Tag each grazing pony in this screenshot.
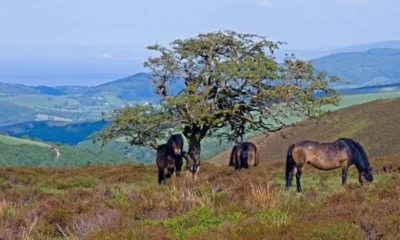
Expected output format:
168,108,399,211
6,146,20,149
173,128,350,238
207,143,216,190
285,138,373,192
156,134,184,184
229,142,260,170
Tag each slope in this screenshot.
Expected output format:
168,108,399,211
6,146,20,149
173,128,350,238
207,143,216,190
209,98,400,165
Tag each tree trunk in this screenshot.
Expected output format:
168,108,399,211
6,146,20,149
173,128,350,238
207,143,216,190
188,133,201,163
183,124,209,178
185,131,202,177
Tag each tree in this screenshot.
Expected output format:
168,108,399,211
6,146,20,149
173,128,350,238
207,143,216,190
98,30,340,174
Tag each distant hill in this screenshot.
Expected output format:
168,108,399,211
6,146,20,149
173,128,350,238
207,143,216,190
3,45,400,125
331,40,400,54
0,120,108,145
209,98,400,165
312,48,400,87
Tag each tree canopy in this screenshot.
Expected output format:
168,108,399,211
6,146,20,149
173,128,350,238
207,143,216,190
99,30,340,167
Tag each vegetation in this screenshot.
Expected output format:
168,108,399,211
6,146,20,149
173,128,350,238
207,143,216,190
0,154,399,239
99,31,339,166
0,135,136,168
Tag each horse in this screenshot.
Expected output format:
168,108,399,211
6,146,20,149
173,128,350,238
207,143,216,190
285,138,373,192
156,134,184,184
229,142,260,170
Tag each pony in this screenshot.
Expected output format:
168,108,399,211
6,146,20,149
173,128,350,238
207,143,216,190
229,142,260,170
156,134,184,184
285,138,373,192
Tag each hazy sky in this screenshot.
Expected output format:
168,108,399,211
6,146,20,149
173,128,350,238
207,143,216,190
0,0,399,85
1,0,398,49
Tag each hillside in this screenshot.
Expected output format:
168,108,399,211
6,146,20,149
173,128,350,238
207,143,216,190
331,40,400,54
0,134,49,147
1,99,400,239
0,134,137,167
0,153,399,239
312,48,400,87
0,120,107,145
210,98,400,165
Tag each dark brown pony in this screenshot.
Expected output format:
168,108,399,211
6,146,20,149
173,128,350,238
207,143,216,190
156,134,184,184
285,138,373,192
229,142,260,170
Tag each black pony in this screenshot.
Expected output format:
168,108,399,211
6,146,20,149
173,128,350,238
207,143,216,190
229,142,259,170
156,134,184,184
285,138,373,192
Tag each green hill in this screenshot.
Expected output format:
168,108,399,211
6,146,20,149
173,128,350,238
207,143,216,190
0,134,137,167
312,48,400,87
0,134,49,147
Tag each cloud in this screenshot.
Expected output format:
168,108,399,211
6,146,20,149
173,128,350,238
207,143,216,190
100,53,112,59
259,0,273,7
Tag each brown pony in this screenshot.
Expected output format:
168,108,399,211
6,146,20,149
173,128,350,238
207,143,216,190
156,134,184,184
285,138,373,192
229,142,260,170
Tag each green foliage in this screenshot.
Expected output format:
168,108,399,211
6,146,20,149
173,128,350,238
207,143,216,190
100,30,340,163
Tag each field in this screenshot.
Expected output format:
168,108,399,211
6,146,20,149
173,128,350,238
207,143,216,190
0,155,399,239
0,98,400,239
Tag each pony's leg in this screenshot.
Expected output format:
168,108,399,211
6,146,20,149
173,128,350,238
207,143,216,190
158,168,165,184
166,168,173,179
295,167,303,192
342,167,348,186
285,162,296,190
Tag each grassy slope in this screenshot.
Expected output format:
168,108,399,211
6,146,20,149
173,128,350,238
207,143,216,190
209,98,400,165
0,134,49,147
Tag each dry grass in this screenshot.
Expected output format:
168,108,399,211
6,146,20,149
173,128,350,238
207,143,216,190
0,155,399,240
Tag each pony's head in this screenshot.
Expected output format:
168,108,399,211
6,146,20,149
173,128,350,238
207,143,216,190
168,134,184,156
359,168,373,185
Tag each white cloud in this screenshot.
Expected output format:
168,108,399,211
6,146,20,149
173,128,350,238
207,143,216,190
100,53,112,59
259,0,273,7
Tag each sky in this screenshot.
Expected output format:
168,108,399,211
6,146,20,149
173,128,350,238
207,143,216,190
0,0,399,85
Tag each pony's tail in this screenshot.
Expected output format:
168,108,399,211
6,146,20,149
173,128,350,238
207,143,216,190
340,138,373,182
285,144,296,189
229,145,237,167
255,149,260,166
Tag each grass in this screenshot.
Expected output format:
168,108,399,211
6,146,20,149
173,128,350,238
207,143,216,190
210,97,400,164
0,134,48,147
0,154,399,239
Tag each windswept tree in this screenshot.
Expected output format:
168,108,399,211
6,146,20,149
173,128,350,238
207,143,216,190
99,30,339,173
